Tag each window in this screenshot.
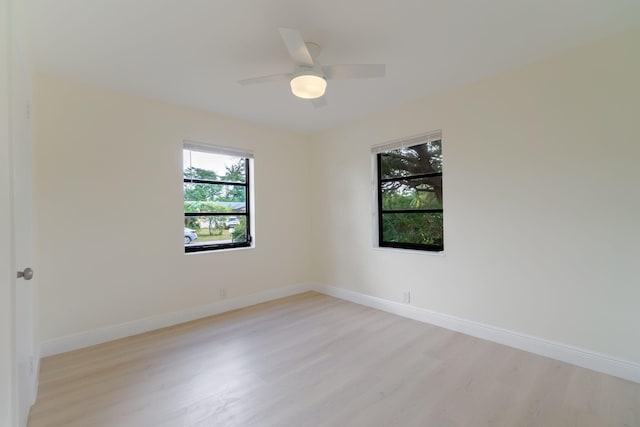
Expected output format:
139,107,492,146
374,132,443,251
183,141,253,252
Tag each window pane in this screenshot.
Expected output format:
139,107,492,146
183,183,246,213
380,140,442,179
230,216,248,243
381,212,443,248
184,215,248,246
381,176,443,210
183,150,246,183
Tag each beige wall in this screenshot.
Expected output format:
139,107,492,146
34,75,312,341
34,28,640,365
310,28,640,362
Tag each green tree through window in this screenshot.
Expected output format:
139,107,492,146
376,136,443,251
183,143,252,252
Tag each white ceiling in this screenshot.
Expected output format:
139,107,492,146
23,0,640,133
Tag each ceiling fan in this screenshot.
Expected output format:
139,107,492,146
238,27,386,106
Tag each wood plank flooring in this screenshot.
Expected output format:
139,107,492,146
28,292,640,427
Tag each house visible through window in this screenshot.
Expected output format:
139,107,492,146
375,132,443,251
183,141,252,252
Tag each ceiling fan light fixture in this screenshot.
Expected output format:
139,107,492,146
290,74,326,99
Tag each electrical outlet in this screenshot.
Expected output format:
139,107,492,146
402,290,411,304
29,356,34,375
220,288,227,299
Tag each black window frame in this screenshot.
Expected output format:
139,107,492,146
376,138,444,252
183,148,252,253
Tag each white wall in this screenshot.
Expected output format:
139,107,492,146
34,75,312,343
310,28,640,363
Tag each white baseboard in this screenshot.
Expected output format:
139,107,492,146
40,283,313,357
313,284,640,384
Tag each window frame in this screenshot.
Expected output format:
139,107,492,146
183,141,253,253
374,132,444,252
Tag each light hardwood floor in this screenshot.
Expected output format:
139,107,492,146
28,292,640,427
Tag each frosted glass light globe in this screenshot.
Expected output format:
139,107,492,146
290,75,327,99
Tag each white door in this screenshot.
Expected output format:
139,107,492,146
1,1,16,425
10,3,37,425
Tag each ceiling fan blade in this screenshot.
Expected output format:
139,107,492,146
278,27,314,67
323,64,386,80
311,96,327,108
237,73,292,85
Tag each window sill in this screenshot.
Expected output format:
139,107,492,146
372,246,445,256
184,245,255,255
